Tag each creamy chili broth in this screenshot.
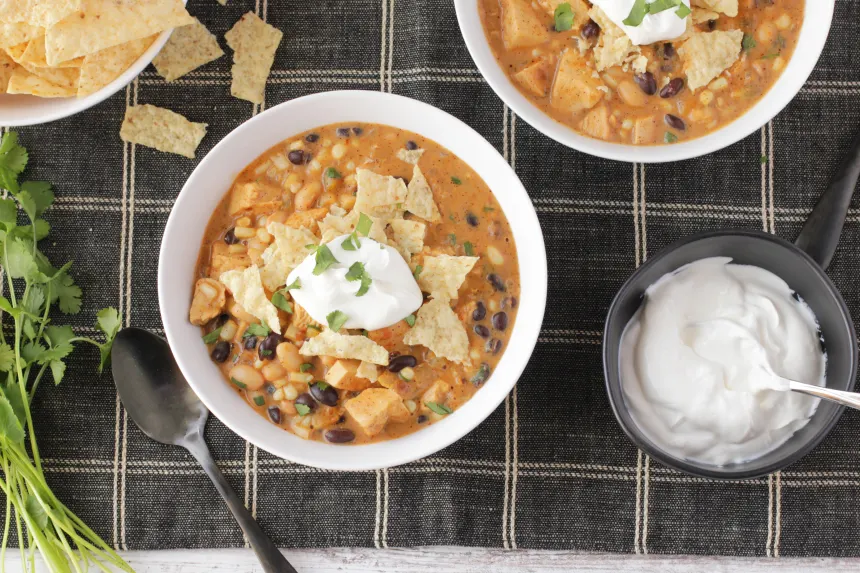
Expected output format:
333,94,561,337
190,123,520,445
479,0,804,145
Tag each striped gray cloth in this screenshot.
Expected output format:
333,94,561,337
5,0,860,557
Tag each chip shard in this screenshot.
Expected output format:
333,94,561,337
354,169,408,220
678,29,743,91
299,329,390,366
120,104,207,159
219,265,281,334
403,298,470,364
417,254,479,300
404,165,441,223
225,12,283,104
153,17,223,82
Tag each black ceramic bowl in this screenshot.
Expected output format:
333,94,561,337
603,230,858,480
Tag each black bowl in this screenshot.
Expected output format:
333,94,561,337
603,230,857,479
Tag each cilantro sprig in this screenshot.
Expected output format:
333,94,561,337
623,0,690,26
0,132,129,573
345,261,372,297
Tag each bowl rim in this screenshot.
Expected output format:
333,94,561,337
454,0,835,163
602,229,858,480
158,90,548,470
0,19,179,127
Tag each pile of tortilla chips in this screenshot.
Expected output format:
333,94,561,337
0,0,193,98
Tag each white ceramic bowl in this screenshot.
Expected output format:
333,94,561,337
159,90,548,470
455,0,834,163
0,23,180,127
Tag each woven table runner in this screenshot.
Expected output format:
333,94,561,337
5,0,860,557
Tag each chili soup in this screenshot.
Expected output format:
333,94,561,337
478,0,804,145
189,123,520,445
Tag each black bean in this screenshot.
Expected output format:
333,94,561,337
266,384,276,394
659,77,684,98
388,355,417,373
214,313,230,327
487,273,506,292
258,333,283,360
486,338,503,355
305,133,320,143
663,43,675,58
244,336,258,350
295,393,318,413
471,363,491,387
405,140,418,150
324,428,355,443
581,20,600,39
337,415,347,424
336,127,351,138
665,114,687,131
492,312,508,331
288,150,307,165
466,212,479,227
311,382,339,407
472,301,487,321
501,296,518,309
224,229,238,244
211,341,231,363
634,72,657,96
352,127,363,136
707,19,717,31
417,415,429,424
267,406,282,424
474,325,490,339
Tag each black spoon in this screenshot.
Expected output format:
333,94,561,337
111,328,299,573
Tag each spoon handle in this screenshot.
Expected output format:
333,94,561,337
794,128,860,270
183,431,299,573
789,380,860,410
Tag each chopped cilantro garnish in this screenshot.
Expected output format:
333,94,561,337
202,327,222,344
271,290,293,313
425,402,453,415
483,206,495,213
405,314,416,327
464,242,475,256
742,33,757,52
413,264,423,280
448,233,457,246
664,132,679,144
451,176,462,185
285,278,301,291
312,244,339,275
253,396,266,407
624,0,689,26
327,310,349,331
553,2,574,32
231,377,247,389
324,167,341,179
300,363,314,372
295,403,311,416
244,323,270,338
356,212,373,236
341,232,361,251
345,261,372,296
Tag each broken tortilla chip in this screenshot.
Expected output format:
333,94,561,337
120,104,208,159
77,35,157,97
259,222,319,291
219,266,281,334
45,0,193,66
0,22,42,50
404,165,441,222
403,298,470,364
152,17,223,82
300,329,390,366
5,41,29,63
417,255,479,300
19,35,83,67
6,68,75,97
19,62,79,89
396,147,424,165
225,12,282,104
0,52,17,92
388,218,426,261
354,169,408,219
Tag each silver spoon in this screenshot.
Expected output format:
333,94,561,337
780,378,860,410
111,327,299,573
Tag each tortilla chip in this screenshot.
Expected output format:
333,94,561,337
30,0,82,28
396,148,424,165
152,18,223,82
77,35,157,97
0,22,42,50
259,222,318,291
404,165,441,222
388,218,425,261
589,6,639,72
403,299,470,364
219,266,281,334
300,329,390,366
418,255,479,300
19,62,79,89
356,361,379,382
225,12,282,104
0,51,17,92
692,0,737,17
318,210,388,244
5,41,28,63
354,169,407,219
19,35,83,67
691,8,720,24
6,68,75,97
119,104,208,159
678,29,743,91
45,0,193,65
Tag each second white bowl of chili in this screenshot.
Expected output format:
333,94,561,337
159,90,547,470
455,0,833,162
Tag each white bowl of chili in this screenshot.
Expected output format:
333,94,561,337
159,90,548,470
455,0,833,162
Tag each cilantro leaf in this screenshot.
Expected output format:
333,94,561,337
326,310,349,332
404,314,416,327
324,167,341,179
742,33,756,52
49,360,66,385
21,342,46,364
244,323,270,338
312,244,339,275
33,219,49,241
345,262,372,297
340,232,360,251
425,402,453,415
553,2,574,32
0,199,17,230
0,132,27,193
96,307,121,372
25,495,49,530
356,213,373,237
0,343,14,372
295,403,311,416
20,181,54,217
202,328,222,344
285,278,301,291
0,393,24,443
271,291,293,313
46,325,75,348
53,272,82,314
6,238,37,280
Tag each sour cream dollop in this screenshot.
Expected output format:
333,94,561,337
620,257,826,466
591,0,690,46
287,235,422,331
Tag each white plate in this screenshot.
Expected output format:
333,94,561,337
454,0,834,163
158,90,548,470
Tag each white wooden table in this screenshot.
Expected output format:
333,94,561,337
7,547,857,572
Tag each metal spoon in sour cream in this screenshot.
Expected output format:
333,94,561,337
619,257,827,467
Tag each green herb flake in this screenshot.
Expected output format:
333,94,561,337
307,324,322,332
761,52,780,60
623,0,648,26
285,278,301,291
295,403,311,416
341,232,361,251
231,377,248,389
327,310,349,332
464,241,475,256
202,327,222,344
313,244,339,275
260,349,273,357
300,363,314,372
675,3,691,18
742,33,756,52
553,2,574,32
624,0,689,26
448,233,457,246
253,396,266,407
325,167,342,179
345,261,372,296
664,131,679,144
425,402,453,415
451,176,462,185
314,381,330,390
405,314,416,327
271,291,293,313
244,323,270,338
413,264,423,280
356,212,373,236
483,206,495,213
